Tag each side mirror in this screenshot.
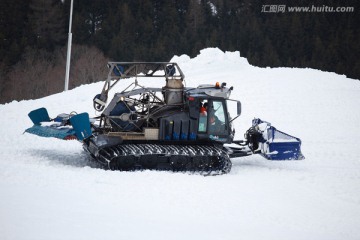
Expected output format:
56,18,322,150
237,101,241,116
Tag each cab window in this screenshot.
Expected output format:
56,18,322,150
208,101,226,134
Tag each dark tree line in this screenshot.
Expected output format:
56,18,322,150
1,0,359,103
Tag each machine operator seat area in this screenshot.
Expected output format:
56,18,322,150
198,99,226,134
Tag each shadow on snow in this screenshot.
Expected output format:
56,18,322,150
27,148,105,170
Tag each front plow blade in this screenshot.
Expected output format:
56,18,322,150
251,119,304,160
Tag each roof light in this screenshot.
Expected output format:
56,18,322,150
215,82,220,89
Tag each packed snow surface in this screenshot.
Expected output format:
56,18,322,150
1,48,360,240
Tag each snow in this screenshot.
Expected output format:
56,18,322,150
1,47,360,239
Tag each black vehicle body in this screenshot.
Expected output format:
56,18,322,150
25,62,304,175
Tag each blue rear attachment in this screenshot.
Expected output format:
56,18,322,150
28,108,50,125
25,111,92,141
25,125,76,139
253,118,304,160
26,108,76,139
69,113,92,140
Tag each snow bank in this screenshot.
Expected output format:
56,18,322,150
1,48,360,240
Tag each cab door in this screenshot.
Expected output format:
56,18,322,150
197,99,230,142
207,100,228,135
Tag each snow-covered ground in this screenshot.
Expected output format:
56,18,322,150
1,48,360,240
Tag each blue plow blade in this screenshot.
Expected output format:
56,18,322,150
253,118,304,160
25,108,92,140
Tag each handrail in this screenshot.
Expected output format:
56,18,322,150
107,62,184,80
94,62,185,112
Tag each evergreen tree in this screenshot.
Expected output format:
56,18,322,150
0,0,31,66
28,0,66,51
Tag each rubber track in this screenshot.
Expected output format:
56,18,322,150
94,144,232,175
